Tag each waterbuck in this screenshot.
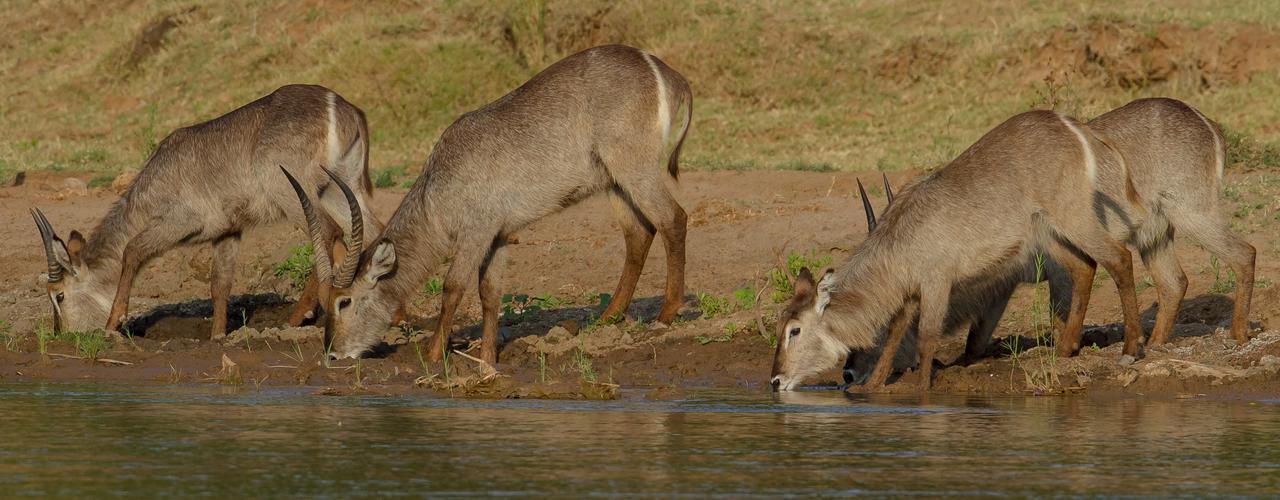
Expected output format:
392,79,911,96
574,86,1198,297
290,45,692,362
841,98,1252,387
770,110,1148,391
30,84,381,339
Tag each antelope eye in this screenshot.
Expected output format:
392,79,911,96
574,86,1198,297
336,297,352,310
789,327,801,337
55,292,65,303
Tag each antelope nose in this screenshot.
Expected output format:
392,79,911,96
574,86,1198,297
770,377,782,391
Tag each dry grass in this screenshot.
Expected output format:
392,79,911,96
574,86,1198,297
3,0,1280,183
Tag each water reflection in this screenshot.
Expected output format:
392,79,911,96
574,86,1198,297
0,384,1276,496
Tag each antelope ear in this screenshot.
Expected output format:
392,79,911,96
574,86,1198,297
793,267,815,298
815,268,837,314
368,240,396,282
67,230,86,267
51,238,76,276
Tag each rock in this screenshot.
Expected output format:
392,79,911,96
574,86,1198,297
1117,354,1137,366
62,177,88,195
1116,369,1139,387
545,326,573,344
111,169,139,194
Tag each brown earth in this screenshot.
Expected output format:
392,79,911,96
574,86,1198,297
1020,19,1280,90
2,169,1279,400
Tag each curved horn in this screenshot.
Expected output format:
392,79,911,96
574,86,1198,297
279,167,334,285
882,172,894,205
857,179,876,233
322,166,364,288
30,208,63,282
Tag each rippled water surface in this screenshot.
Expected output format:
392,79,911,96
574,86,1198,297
0,384,1277,496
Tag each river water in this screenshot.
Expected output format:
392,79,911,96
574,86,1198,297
0,384,1276,496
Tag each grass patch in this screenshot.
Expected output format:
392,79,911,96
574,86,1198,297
87,174,115,189
9,2,1280,178
272,244,314,290
768,250,833,302
0,320,19,352
501,293,568,323
422,277,443,295
72,329,111,360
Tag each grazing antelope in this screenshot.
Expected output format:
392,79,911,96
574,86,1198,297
771,110,1148,391
30,84,381,339
841,98,1252,386
291,45,692,363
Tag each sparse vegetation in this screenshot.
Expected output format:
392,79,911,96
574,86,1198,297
72,329,112,360
272,244,314,290
1209,256,1238,294
574,340,596,383
769,251,833,302
0,320,19,351
501,293,567,323
422,278,444,295
87,174,115,189
7,2,1280,179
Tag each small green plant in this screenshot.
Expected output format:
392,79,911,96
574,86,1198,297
768,250,832,302
422,277,443,295
696,292,733,320
272,243,314,290
574,340,596,383
72,329,111,360
1209,256,1237,294
696,322,737,345
372,169,395,188
87,174,114,189
35,322,61,356
0,320,20,351
1135,276,1154,293
732,285,757,310
1020,253,1059,392
372,165,409,188
538,349,547,383
500,293,566,323
138,103,160,159
441,347,451,384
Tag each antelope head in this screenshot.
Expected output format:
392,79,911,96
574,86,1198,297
770,267,843,391
280,166,396,359
772,175,893,391
30,208,105,332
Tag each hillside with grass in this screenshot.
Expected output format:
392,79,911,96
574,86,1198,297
3,0,1280,184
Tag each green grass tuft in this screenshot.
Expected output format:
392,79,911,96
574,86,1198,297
272,244,314,291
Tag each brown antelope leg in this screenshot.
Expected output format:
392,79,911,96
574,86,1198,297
599,190,656,323
961,295,1011,365
209,233,241,339
476,242,508,364
288,210,344,326
426,284,464,363
914,283,951,390
287,276,322,326
390,304,408,325
1196,222,1256,344
1048,246,1097,358
105,229,174,332
861,301,916,389
1141,246,1187,347
1096,246,1143,357
426,237,488,362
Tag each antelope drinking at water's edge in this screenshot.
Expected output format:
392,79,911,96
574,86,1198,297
290,45,693,363
31,84,381,339
771,110,1149,391
839,98,1254,388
